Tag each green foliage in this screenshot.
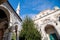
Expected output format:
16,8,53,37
11,32,16,40
19,16,41,40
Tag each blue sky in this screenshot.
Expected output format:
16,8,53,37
8,0,60,19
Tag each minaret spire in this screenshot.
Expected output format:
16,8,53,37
16,2,20,15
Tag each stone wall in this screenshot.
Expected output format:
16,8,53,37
34,7,60,40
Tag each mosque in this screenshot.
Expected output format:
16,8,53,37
0,0,60,40
34,6,60,40
0,0,22,40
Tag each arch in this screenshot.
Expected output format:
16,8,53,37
0,6,10,21
45,25,56,34
45,24,58,40
15,25,18,31
0,6,10,40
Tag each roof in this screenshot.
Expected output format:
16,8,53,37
7,1,22,21
34,9,60,21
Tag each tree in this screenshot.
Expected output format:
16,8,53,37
11,32,16,40
19,16,41,40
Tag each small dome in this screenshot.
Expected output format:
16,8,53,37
54,6,59,10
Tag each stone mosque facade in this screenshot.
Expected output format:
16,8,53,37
34,6,60,40
1,0,60,40
0,1,22,40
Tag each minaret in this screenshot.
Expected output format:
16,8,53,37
16,2,20,15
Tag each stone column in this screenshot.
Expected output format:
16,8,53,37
3,27,12,40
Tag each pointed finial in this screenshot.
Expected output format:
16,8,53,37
16,2,20,15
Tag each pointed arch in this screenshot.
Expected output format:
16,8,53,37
45,24,59,40
0,6,10,40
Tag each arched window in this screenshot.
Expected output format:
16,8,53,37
45,25,58,40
